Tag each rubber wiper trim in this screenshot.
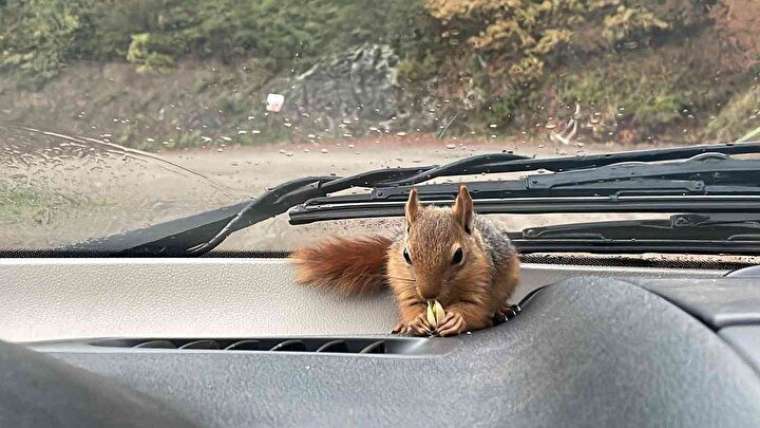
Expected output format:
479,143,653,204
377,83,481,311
509,213,760,254
520,213,760,241
513,239,760,255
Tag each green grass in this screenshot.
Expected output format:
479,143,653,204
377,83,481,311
0,184,49,224
706,84,760,142
0,182,109,225
558,66,683,131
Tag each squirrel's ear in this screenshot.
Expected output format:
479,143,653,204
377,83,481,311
405,188,421,226
453,185,474,233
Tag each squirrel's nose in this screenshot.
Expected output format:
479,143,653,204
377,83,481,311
417,287,437,300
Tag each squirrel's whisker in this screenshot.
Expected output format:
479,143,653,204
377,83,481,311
387,276,415,282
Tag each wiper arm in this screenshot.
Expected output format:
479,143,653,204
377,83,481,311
64,176,336,256
386,141,760,185
513,213,760,255
54,141,760,257
527,152,751,189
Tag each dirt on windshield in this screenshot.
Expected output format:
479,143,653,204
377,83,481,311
1,130,662,252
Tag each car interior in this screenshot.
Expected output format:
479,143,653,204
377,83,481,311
2,252,760,426
3,0,760,426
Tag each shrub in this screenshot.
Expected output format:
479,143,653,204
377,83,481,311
0,0,93,87
125,33,175,73
423,0,696,83
0,0,436,85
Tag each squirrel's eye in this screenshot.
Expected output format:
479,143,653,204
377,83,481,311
403,248,413,265
452,248,464,265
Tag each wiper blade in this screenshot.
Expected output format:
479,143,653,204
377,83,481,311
522,213,760,240
290,194,760,224
514,239,760,255
289,152,760,224
56,141,760,257
512,213,760,255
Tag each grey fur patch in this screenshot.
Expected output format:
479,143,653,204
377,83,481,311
474,215,516,267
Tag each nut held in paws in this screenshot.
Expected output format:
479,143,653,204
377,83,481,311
426,300,446,328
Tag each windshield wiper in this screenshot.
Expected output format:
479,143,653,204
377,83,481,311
512,213,760,255
61,176,335,256
49,141,760,257
289,152,760,224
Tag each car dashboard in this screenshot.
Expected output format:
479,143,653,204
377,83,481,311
1,258,760,427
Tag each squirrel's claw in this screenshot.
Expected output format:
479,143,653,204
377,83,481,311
496,303,521,323
392,314,433,336
410,313,434,336
391,322,406,335
436,311,466,336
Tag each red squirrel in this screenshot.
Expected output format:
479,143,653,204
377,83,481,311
290,185,520,336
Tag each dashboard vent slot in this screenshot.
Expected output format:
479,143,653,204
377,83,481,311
359,340,386,354
179,340,220,350
269,339,306,352
133,340,176,349
224,340,260,351
88,337,427,355
315,340,350,353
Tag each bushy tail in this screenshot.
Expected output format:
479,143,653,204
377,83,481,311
290,236,394,296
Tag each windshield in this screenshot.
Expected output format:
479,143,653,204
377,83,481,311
1,0,759,254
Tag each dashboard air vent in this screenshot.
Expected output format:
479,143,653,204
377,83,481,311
88,337,427,355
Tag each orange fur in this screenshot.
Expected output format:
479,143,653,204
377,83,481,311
385,185,521,336
290,236,393,296
290,185,521,336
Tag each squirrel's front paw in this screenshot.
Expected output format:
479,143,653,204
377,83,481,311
436,311,466,336
496,303,521,322
392,313,433,336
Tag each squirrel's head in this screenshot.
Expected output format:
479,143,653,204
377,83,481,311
399,185,489,301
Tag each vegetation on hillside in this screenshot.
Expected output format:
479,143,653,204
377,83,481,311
0,0,423,85
411,0,757,141
1,0,758,149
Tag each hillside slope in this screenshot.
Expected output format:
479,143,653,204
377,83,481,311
0,0,757,150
